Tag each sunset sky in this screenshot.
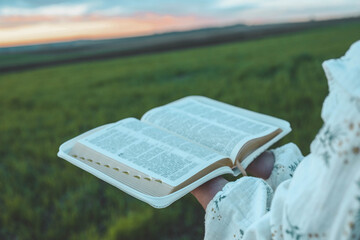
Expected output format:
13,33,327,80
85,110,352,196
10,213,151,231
0,0,359,47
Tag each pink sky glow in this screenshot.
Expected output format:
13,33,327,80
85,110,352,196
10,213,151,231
0,0,359,47
0,14,217,47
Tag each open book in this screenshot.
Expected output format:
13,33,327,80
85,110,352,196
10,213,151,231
58,96,291,208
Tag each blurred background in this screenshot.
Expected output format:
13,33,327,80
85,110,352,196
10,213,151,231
0,0,360,239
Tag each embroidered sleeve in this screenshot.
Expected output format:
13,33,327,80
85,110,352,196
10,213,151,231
266,143,304,191
204,177,273,240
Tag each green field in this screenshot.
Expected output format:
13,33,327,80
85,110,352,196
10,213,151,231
1,22,359,240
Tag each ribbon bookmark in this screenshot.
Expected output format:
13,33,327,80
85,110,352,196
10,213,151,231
235,161,248,176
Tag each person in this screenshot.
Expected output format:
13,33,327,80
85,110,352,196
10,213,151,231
191,40,360,240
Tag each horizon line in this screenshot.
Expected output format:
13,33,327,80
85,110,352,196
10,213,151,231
1,14,359,49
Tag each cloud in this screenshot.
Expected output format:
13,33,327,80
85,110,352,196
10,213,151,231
0,0,88,8
0,3,91,17
216,0,256,9
216,0,356,8
0,0,218,17
0,13,216,47
213,0,360,24
92,6,128,16
0,0,359,47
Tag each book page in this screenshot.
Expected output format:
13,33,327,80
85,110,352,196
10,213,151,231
78,118,228,186
141,98,278,161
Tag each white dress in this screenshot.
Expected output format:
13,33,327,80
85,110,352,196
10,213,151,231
204,40,360,240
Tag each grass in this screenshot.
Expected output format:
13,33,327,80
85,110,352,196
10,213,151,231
0,21,359,240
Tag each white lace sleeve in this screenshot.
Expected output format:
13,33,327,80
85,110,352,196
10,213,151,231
266,143,304,191
204,177,273,240
204,143,303,240
203,41,360,240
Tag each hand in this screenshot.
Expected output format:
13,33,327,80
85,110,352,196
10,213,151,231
191,151,275,210
191,176,228,210
246,151,275,179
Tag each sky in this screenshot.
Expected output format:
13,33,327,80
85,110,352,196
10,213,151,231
0,0,359,47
